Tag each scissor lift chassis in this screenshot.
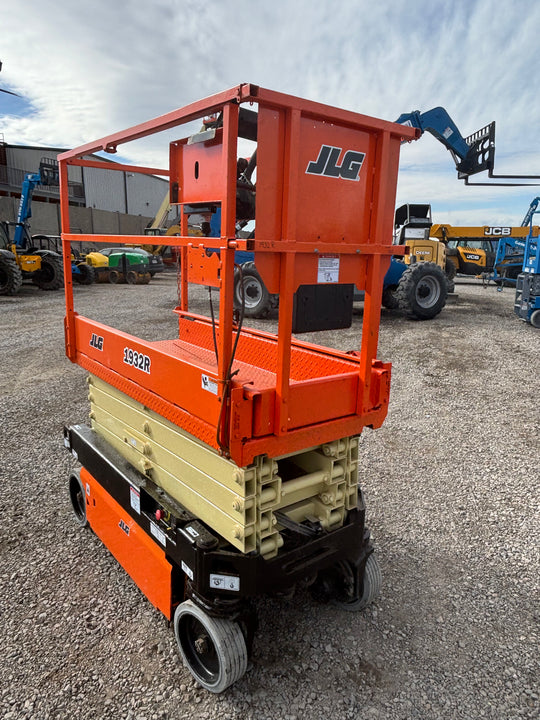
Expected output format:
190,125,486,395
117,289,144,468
59,84,415,691
65,423,370,609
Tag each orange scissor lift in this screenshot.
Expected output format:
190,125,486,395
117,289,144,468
61,84,417,692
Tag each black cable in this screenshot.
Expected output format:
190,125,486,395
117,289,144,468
207,286,219,365
216,263,245,455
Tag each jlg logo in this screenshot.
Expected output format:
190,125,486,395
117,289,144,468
90,333,104,351
306,145,365,181
484,227,511,236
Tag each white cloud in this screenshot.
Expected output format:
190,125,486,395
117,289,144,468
1,0,539,225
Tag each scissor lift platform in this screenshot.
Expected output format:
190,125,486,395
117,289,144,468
60,84,416,692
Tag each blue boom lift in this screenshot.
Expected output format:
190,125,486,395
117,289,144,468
514,201,540,327
1,159,94,293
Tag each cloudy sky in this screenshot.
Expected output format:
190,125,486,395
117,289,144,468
1,0,539,226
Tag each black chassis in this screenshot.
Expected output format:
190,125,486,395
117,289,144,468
64,424,372,619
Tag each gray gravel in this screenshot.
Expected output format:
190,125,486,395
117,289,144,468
1,274,538,720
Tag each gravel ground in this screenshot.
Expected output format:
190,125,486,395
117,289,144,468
1,273,538,720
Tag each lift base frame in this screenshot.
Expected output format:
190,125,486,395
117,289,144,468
65,423,371,623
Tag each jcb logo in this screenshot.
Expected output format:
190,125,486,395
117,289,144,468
484,227,511,236
306,145,365,182
119,519,130,536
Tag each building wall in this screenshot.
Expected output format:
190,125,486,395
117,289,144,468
0,196,152,238
1,145,168,221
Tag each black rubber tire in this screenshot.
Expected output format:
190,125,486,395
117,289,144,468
0,250,23,295
529,309,540,328
74,262,95,285
233,261,278,318
32,250,64,290
382,285,399,310
332,553,382,612
126,270,138,285
108,269,120,284
395,261,447,320
445,257,457,282
68,471,88,528
174,600,248,693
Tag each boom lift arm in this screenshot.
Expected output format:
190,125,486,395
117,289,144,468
13,159,60,247
396,107,482,177
396,108,540,186
521,197,540,227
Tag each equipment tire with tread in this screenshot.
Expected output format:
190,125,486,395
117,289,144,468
396,261,447,319
382,286,400,310
0,250,23,295
74,262,95,285
32,250,64,290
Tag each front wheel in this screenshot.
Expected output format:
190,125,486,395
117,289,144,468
529,309,540,328
233,261,278,318
174,600,248,693
396,261,447,320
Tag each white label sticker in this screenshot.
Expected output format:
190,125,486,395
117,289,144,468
185,525,200,538
181,561,194,581
85,482,90,496
443,126,453,139
130,487,140,514
123,347,151,374
317,255,340,283
150,521,166,546
63,436,70,448
201,374,218,395
210,574,240,592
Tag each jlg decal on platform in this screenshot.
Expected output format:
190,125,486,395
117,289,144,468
89,333,104,351
123,347,151,374
306,145,365,181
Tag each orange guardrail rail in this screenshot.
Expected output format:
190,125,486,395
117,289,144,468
59,83,417,467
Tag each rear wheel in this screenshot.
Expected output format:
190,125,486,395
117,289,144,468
331,553,382,612
126,270,138,284
174,600,248,693
108,269,120,284
0,250,23,295
32,251,64,290
382,285,399,310
74,262,95,285
68,471,88,528
396,262,447,320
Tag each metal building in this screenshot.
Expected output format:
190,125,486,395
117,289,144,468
0,142,168,217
